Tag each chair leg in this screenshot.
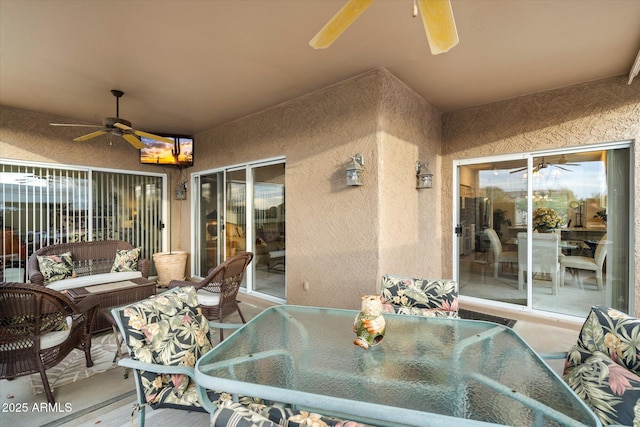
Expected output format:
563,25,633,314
38,363,55,404
84,339,94,368
237,305,246,323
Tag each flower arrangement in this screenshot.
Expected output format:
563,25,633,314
533,207,563,230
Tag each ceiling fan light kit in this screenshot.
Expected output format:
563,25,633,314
50,89,173,149
309,0,458,55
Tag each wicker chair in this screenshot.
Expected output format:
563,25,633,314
0,282,99,404
169,252,253,341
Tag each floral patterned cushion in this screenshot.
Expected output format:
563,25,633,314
259,405,372,427
111,247,141,272
563,305,640,426
37,251,78,284
211,400,279,427
117,287,213,408
564,305,640,375
563,351,640,426
379,274,458,318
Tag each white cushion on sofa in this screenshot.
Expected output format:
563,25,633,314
46,271,142,291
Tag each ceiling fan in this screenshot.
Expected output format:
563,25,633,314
510,155,580,174
309,0,459,55
50,89,173,149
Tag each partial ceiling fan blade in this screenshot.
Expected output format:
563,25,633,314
133,130,174,144
554,165,572,172
73,130,108,142
113,122,174,144
510,167,527,174
417,0,459,55
309,0,375,49
122,133,146,150
51,123,103,128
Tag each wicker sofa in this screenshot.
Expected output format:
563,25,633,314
29,240,150,287
28,240,155,332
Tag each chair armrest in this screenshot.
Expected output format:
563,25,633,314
169,279,201,289
137,258,151,278
539,351,568,360
209,321,244,330
118,358,197,379
73,293,100,314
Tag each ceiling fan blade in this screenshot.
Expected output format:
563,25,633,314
73,130,108,142
510,167,527,174
133,130,174,144
309,0,375,49
113,122,174,144
554,165,572,172
51,123,102,128
417,0,459,55
122,133,146,150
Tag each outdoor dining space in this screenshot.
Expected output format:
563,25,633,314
2,263,638,426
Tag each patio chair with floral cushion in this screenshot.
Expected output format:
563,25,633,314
379,274,459,318
112,286,372,427
561,305,640,426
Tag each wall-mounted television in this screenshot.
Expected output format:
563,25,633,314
140,135,194,167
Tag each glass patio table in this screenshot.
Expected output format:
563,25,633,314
196,305,600,427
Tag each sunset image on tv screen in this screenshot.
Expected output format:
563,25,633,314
140,136,193,166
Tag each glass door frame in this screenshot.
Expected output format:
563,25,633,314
453,141,634,319
191,156,286,304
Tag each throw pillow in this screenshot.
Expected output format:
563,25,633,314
37,252,77,284
111,247,141,272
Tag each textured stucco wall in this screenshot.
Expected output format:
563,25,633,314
442,76,640,316
377,70,443,278
190,69,443,308
192,70,383,308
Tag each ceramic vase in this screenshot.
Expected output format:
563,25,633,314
353,294,386,350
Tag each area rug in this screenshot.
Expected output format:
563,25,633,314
458,309,517,328
30,332,124,395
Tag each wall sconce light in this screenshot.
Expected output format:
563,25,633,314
416,161,433,189
345,153,364,186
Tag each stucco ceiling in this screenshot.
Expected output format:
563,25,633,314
1,0,639,138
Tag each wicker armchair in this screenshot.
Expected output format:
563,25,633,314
169,252,253,341
0,282,99,404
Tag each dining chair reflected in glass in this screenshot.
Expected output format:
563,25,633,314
484,228,518,278
517,232,560,295
560,234,607,290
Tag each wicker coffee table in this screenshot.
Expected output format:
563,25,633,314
65,277,156,332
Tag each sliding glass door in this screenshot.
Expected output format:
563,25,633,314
455,143,632,318
1,162,164,280
194,159,285,302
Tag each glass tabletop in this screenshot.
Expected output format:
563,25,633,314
196,305,599,427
